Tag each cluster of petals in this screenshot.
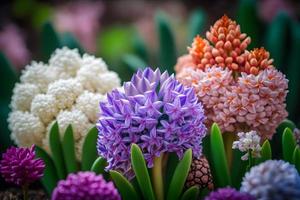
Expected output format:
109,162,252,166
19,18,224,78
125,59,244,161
232,130,261,160
241,160,300,200
0,145,45,186
176,15,288,138
8,47,120,160
97,68,207,178
52,172,120,200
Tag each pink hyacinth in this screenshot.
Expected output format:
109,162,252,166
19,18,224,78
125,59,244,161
0,24,30,70
54,1,104,52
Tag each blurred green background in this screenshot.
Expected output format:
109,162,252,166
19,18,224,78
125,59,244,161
1,0,300,153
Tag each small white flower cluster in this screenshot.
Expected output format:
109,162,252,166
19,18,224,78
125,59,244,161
8,47,121,160
232,130,262,160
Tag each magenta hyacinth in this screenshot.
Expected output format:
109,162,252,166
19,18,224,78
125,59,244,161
52,172,120,200
205,187,255,200
97,67,207,177
0,145,45,186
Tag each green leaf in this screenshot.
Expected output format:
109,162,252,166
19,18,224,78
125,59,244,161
81,126,98,171
0,53,17,102
231,149,247,189
61,32,85,54
35,146,59,194
0,53,17,152
236,0,260,49
91,157,107,175
49,122,66,179
41,22,61,61
110,170,139,200
122,54,147,72
287,22,300,120
188,9,206,43
167,149,192,200
132,33,149,62
264,12,291,71
292,147,300,173
255,140,272,165
165,152,179,195
180,186,199,200
272,119,296,159
131,144,155,200
155,11,177,73
210,123,231,187
282,128,297,163
62,125,78,173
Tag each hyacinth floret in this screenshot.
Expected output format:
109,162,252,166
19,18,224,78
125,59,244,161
52,172,120,200
97,67,206,177
0,145,45,186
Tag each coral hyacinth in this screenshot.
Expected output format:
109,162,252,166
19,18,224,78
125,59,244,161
176,15,288,139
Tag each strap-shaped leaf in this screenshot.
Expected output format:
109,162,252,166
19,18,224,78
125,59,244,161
265,12,290,70
167,149,192,200
0,52,17,102
61,32,84,54
49,122,66,179
292,147,300,173
0,53,17,152
231,149,247,189
272,119,296,159
35,146,59,194
91,157,107,175
236,0,260,49
81,126,98,171
131,144,155,200
155,11,177,73
210,123,231,187
122,54,147,72
255,140,272,165
62,125,78,173
110,170,139,200
165,152,179,195
287,22,300,119
282,127,296,163
132,33,149,62
188,9,206,43
180,186,199,200
41,22,61,60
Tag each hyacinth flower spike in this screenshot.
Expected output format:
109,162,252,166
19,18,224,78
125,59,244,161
0,145,45,200
97,67,207,200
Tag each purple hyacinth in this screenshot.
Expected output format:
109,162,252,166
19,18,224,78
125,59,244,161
52,172,120,200
205,187,255,200
0,145,45,186
97,67,207,177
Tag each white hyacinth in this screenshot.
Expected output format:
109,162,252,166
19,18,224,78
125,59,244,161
232,130,262,160
8,47,121,160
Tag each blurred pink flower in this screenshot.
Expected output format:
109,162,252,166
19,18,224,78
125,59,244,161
0,24,30,70
54,1,104,52
258,0,294,22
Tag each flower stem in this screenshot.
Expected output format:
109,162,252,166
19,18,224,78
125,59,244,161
247,150,253,171
152,154,164,200
22,184,28,200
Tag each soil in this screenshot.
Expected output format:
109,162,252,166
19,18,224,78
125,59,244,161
0,188,48,200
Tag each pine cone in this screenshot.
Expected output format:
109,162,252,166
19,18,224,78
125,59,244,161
185,156,214,190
